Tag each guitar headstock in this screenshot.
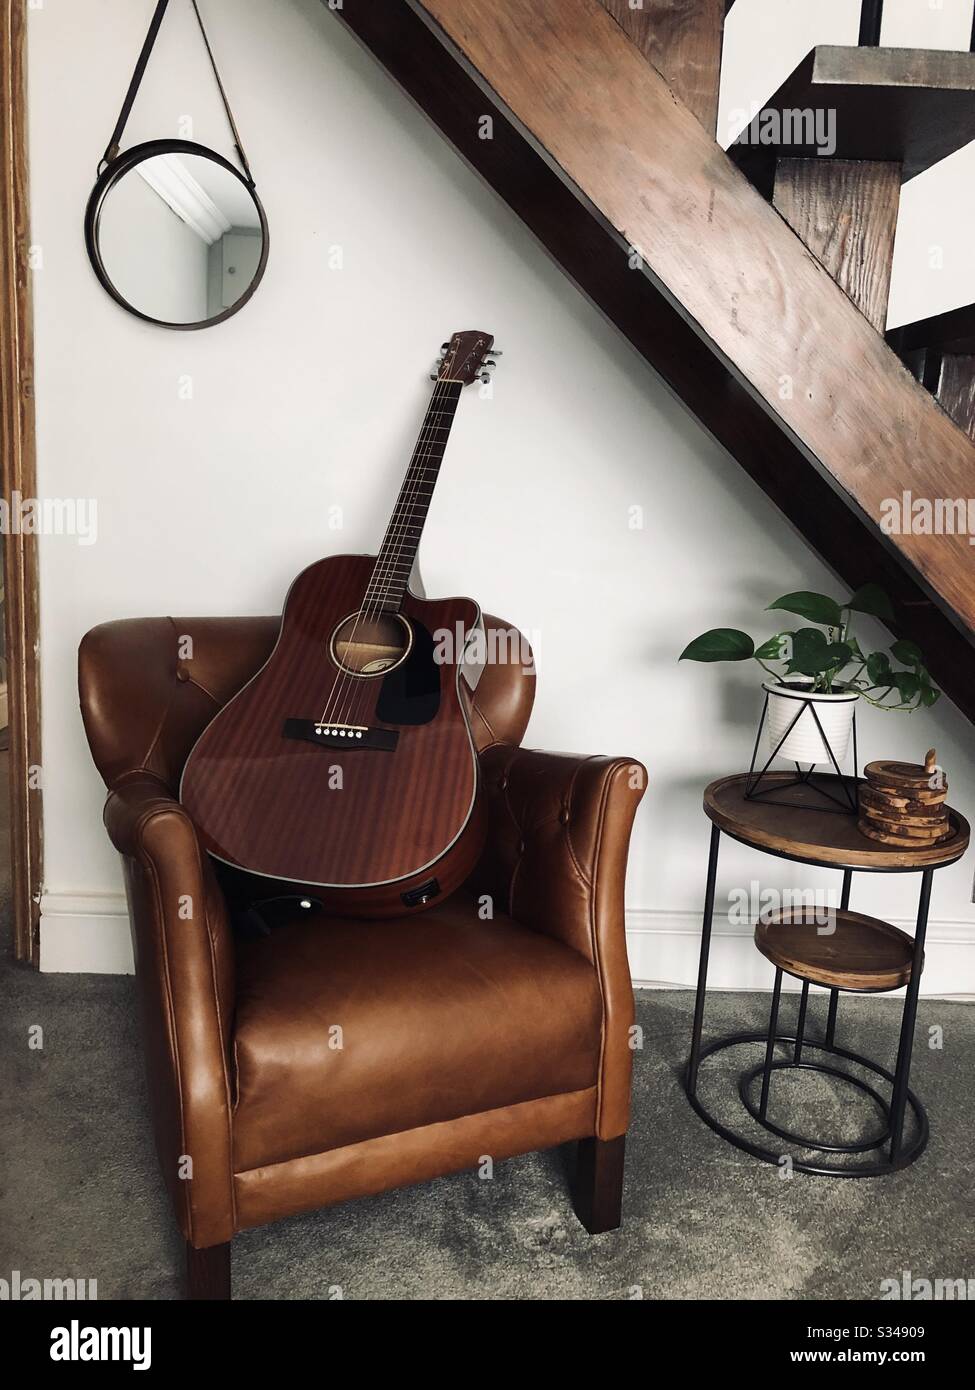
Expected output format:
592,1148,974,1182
433,329,498,386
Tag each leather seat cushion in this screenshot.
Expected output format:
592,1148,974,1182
232,897,602,1172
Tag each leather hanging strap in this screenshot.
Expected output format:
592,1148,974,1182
188,0,254,184
98,0,255,186
99,0,170,171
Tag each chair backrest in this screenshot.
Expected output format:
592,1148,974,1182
79,613,536,793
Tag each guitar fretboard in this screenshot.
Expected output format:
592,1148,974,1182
364,379,464,612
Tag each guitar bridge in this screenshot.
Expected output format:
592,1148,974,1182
282,718,399,752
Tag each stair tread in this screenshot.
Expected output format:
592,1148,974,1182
731,45,975,184
887,302,975,355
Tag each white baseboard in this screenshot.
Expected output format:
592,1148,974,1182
626,908,975,1001
39,892,133,974
38,893,975,998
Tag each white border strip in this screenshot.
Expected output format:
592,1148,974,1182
39,893,133,975
626,908,975,1001
39,893,975,995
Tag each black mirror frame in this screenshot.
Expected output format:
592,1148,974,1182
84,138,270,331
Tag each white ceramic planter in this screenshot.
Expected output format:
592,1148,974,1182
762,678,859,767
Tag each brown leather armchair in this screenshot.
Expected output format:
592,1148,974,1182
78,613,646,1299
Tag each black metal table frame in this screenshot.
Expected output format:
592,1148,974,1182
685,822,958,1177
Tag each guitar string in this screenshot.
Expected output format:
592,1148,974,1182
334,370,458,730
317,373,449,731
326,340,475,730
331,371,455,729
338,367,462,728
317,369,454,730
330,345,464,730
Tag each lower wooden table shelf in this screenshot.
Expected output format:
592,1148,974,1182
686,774,970,1177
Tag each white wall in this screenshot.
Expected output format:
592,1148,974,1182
28,0,975,991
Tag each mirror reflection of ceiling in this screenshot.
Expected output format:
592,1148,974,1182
136,153,261,237
97,152,263,325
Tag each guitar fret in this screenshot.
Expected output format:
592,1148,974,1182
363,374,467,606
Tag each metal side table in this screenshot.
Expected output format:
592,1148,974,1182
686,773,970,1176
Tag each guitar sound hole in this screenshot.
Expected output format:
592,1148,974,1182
329,611,412,678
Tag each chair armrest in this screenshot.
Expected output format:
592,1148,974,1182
475,745,647,1138
104,775,236,1247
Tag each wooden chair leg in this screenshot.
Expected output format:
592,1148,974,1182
572,1135,625,1234
186,1240,231,1300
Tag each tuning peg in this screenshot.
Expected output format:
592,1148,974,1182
484,360,497,369
440,341,450,352
490,348,504,356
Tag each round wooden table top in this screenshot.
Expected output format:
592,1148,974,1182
704,773,970,871
755,909,916,992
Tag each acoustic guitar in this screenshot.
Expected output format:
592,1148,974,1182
181,330,497,915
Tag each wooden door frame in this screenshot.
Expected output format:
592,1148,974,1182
1,0,43,964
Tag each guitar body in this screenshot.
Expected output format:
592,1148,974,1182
180,553,486,916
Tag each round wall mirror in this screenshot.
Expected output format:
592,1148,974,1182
84,140,269,330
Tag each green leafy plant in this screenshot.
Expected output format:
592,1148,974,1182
679,585,940,712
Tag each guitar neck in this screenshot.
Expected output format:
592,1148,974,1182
364,378,464,613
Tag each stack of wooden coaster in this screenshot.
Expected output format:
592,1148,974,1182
858,749,949,847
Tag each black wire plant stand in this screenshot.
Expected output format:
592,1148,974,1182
744,687,859,815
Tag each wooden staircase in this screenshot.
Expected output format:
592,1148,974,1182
334,0,975,722
725,2,975,439
888,304,975,441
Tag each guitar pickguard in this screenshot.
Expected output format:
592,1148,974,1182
375,618,441,726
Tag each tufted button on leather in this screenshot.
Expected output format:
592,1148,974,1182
498,776,508,791
518,839,526,855
175,666,190,683
559,808,570,826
